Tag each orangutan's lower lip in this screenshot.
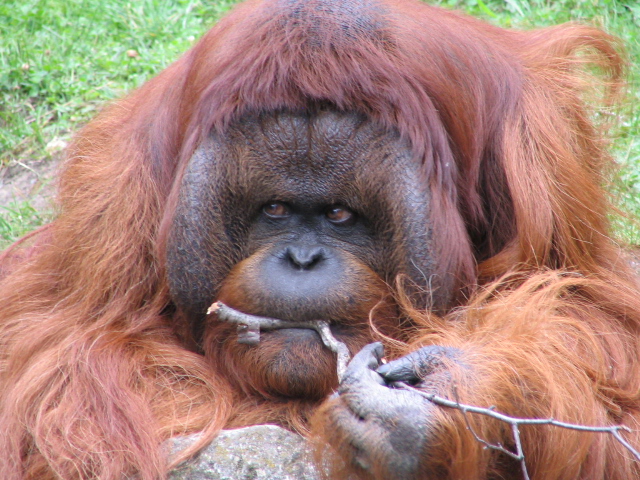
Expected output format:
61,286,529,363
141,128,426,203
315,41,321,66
208,301,351,381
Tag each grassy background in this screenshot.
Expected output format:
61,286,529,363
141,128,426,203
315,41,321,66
1,0,638,247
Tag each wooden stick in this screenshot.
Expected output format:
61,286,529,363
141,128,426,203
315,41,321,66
396,384,640,480
207,301,352,381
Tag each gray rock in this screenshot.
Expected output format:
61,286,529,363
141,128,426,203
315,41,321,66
168,425,320,480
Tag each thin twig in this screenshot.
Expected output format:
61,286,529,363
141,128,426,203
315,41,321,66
395,383,640,479
207,301,352,381
453,386,526,471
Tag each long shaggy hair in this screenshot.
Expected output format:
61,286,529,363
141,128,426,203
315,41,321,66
1,0,638,479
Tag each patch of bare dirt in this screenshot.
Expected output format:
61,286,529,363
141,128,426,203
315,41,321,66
0,155,61,213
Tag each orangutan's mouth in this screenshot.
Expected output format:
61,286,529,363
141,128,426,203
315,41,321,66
208,301,351,380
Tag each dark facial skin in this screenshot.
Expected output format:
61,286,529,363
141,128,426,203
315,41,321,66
167,109,446,398
167,109,445,343
224,201,381,322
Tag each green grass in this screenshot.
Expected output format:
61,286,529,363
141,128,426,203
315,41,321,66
1,0,237,164
0,0,638,247
0,201,47,245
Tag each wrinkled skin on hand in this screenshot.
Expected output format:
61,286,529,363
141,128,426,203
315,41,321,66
322,343,461,479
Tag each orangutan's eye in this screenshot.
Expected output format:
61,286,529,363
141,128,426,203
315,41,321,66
326,205,355,226
263,202,291,218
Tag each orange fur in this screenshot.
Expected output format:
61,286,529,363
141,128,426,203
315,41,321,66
1,1,638,479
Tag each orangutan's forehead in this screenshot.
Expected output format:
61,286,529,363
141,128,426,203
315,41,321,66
228,110,411,177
